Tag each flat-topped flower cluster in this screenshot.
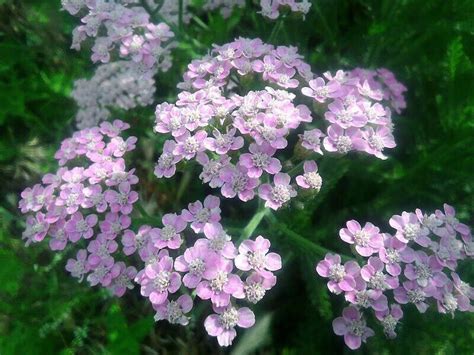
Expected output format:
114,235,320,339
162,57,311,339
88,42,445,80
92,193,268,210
18,120,282,347
20,120,140,295
132,195,282,346
62,0,175,72
154,37,407,209
316,204,473,350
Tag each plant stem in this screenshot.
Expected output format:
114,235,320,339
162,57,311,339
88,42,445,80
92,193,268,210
238,205,270,243
265,213,352,261
268,17,284,43
175,168,192,205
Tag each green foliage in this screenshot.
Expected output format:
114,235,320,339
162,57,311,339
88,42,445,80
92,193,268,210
0,0,473,354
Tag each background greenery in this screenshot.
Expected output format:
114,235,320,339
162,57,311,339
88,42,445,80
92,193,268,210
1,0,473,354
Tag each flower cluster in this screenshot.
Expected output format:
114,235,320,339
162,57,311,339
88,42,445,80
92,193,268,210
154,37,407,209
18,118,282,348
62,0,175,72
302,68,407,159
316,204,473,350
72,61,156,129
128,195,282,347
19,119,140,296
259,0,312,19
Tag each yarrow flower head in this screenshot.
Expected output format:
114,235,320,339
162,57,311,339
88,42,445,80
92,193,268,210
153,38,407,210
20,120,142,298
127,195,282,347
316,204,473,350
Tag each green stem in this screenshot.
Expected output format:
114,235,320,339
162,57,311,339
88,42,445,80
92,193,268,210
176,168,193,204
265,213,352,261
135,202,150,218
238,205,270,243
268,17,284,43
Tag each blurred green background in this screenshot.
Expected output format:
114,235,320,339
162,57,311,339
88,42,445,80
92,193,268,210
0,0,473,354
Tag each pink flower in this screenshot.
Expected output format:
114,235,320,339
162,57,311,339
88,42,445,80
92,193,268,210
252,55,281,80
82,185,108,213
357,80,383,101
332,306,374,350
19,184,54,213
253,123,288,150
339,220,383,257
204,128,244,155
389,211,431,246
48,219,68,251
436,203,471,236
244,272,277,304
378,234,416,276
258,173,296,210
152,213,186,250
317,254,361,294
393,280,437,313
375,304,403,339
182,104,213,131
107,262,137,297
235,236,282,277
22,212,50,245
182,195,221,234
154,140,180,178
404,251,448,288
302,76,341,103
121,225,153,258
204,305,255,347
220,164,259,202
175,243,219,288
105,167,139,187
196,256,244,307
65,212,98,242
345,288,388,312
325,99,366,128
99,120,130,138
323,124,366,154
362,127,396,160
91,37,111,63
299,128,324,154
451,272,474,301
87,256,119,287
65,249,90,281
197,224,237,259
154,294,193,325
154,104,187,137
87,234,119,267
173,130,207,160
436,281,472,315
137,251,182,305
238,143,282,178
104,182,139,215
197,153,231,188
99,212,131,238
56,183,85,214
296,160,322,190
360,256,399,291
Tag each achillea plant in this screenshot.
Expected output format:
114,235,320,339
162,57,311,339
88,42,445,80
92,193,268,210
16,0,472,351
317,204,473,349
